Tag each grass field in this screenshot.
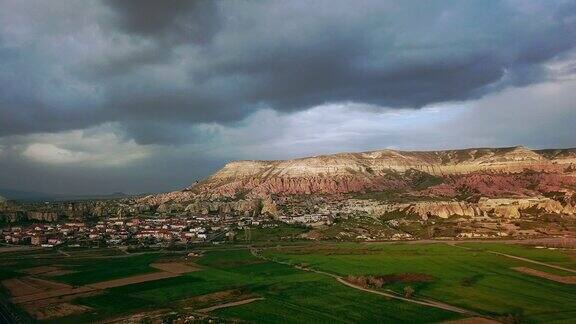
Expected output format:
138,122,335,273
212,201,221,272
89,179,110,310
460,242,576,269
31,248,458,323
263,242,576,323
236,223,310,243
62,248,457,322
0,248,169,286
2,242,575,323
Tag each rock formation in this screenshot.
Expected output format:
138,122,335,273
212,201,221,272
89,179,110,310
141,146,576,201
135,146,576,221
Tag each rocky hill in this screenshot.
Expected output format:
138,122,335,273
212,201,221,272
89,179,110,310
4,146,575,240
142,146,576,204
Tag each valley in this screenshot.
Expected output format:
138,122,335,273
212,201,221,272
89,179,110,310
2,146,576,323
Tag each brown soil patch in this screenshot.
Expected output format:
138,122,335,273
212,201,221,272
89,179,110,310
1,276,72,298
444,317,500,324
87,271,179,289
196,297,264,313
22,266,60,275
513,267,576,284
21,290,101,308
25,302,92,320
11,286,95,304
0,246,42,253
150,262,200,274
193,290,239,303
18,290,101,320
42,269,77,277
178,289,242,308
1,278,43,297
99,309,171,324
24,277,71,290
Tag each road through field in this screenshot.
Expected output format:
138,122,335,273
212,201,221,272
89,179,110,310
447,243,576,274
486,251,576,274
249,248,485,318
335,278,483,316
196,297,265,313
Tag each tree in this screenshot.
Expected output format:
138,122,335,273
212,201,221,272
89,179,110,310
404,286,414,298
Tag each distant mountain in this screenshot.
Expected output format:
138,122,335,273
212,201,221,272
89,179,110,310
0,189,131,202
66,192,131,201
0,189,58,201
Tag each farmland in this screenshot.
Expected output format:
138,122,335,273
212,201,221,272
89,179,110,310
263,242,576,323
0,242,575,323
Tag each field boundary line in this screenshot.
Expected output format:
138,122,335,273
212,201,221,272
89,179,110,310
447,243,576,274
486,251,576,274
196,297,265,313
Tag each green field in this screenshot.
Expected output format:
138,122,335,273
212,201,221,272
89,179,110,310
460,242,576,269
263,242,576,323
236,223,310,243
47,248,456,323
0,248,169,285
1,242,575,323
0,249,460,323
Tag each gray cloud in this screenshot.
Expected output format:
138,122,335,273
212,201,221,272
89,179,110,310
103,0,220,45
1,0,575,144
1,0,576,194
2,78,574,195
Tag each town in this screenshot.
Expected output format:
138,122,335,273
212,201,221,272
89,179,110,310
1,213,286,248
0,195,344,248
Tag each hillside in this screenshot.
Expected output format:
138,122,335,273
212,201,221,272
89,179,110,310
141,146,576,202
3,146,576,240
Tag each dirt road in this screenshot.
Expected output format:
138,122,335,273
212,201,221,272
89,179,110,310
336,278,480,316
486,251,576,274
196,298,265,313
447,242,576,274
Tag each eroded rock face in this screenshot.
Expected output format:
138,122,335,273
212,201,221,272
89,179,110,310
187,146,576,197
136,146,576,219
184,199,265,217
26,211,59,222
408,202,483,219
343,197,576,220
0,199,141,224
198,175,408,197
260,196,279,217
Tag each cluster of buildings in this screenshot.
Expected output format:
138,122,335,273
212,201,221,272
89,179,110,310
1,213,277,247
280,213,334,227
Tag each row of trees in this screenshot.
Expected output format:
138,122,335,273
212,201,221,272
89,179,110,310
345,275,415,298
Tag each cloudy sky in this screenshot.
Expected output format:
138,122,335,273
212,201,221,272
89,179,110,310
1,0,576,195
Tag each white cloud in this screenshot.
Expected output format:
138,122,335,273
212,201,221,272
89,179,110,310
184,78,576,162
18,124,150,166
23,143,90,164
185,102,463,161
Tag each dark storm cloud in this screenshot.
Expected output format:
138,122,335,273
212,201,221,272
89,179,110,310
103,0,220,44
0,0,575,146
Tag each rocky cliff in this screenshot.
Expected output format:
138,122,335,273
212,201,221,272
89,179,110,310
133,146,576,224
142,146,576,203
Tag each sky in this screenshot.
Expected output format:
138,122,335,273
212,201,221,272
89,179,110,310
1,0,576,195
